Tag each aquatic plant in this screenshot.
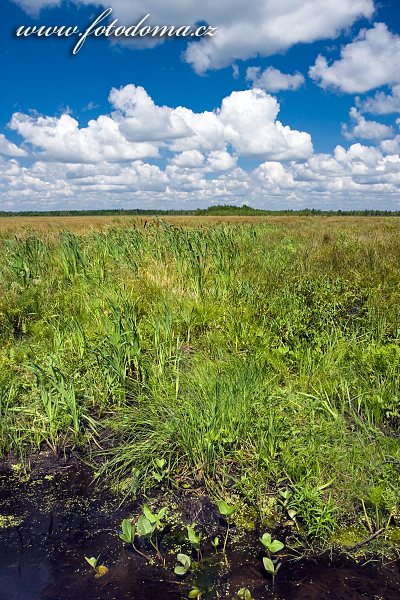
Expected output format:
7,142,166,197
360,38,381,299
216,500,236,556
84,556,109,578
136,505,167,559
236,589,255,600
174,553,191,576
260,532,284,587
262,556,281,586
188,588,202,599
187,525,202,561
211,536,220,552
152,457,169,484
119,518,149,561
260,532,284,554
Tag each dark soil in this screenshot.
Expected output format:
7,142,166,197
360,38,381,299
0,456,399,600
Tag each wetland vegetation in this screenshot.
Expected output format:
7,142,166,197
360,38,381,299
0,215,399,597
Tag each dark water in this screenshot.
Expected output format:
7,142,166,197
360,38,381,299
0,461,399,600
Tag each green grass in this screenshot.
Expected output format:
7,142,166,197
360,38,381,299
0,217,399,547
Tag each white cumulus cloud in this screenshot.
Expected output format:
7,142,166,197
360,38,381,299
342,107,394,140
9,112,160,163
218,89,313,160
9,85,313,163
109,85,191,143
310,23,400,94
246,67,305,93
171,150,205,168
0,134,27,158
1,137,400,212
356,84,400,115
206,150,237,171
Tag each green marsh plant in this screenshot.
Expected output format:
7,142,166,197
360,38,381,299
174,553,191,576
119,518,149,561
260,532,284,587
136,505,168,560
216,500,236,557
187,525,202,562
236,589,255,600
188,588,202,599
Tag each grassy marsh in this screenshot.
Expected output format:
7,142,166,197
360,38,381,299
0,216,399,551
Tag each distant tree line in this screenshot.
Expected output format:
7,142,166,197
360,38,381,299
1,205,400,217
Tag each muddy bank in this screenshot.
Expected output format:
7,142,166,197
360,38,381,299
0,460,399,600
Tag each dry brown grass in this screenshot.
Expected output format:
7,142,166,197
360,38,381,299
0,214,281,234
1,214,400,238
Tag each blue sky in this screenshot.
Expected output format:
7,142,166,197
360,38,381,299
1,0,400,211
